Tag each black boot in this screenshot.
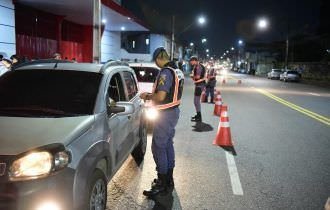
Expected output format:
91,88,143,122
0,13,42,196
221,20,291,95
191,112,202,122
151,169,174,188
143,174,168,197
210,97,214,104
167,168,174,189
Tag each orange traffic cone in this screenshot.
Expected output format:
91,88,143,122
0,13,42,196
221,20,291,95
213,94,222,116
213,89,220,103
213,105,235,152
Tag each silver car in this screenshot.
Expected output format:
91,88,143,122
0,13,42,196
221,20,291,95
0,60,147,210
267,69,282,79
280,70,301,82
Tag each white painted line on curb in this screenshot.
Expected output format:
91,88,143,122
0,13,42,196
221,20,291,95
308,92,321,96
225,151,244,196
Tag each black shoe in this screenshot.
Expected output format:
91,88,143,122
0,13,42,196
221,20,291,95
191,113,202,122
152,169,174,189
143,174,168,197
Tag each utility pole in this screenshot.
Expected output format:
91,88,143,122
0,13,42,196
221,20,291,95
170,15,175,61
93,0,101,63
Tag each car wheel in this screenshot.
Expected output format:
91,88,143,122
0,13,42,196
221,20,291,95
88,169,107,210
131,120,147,165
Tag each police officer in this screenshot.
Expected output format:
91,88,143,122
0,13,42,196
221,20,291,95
189,56,206,122
140,47,183,197
205,63,217,103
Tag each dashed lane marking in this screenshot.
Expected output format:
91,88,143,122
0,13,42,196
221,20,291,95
225,151,244,196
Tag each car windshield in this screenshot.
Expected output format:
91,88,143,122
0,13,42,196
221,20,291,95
132,67,159,83
0,70,102,117
273,70,282,72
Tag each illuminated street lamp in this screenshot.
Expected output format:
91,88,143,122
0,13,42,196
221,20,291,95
231,47,234,51
238,40,243,45
190,42,194,47
257,18,269,30
198,16,206,25
206,49,209,53
172,15,207,60
202,38,207,43
226,50,229,53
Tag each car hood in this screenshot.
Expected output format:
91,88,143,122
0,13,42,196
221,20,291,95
0,116,94,155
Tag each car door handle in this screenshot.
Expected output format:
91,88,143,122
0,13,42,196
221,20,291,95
127,115,131,120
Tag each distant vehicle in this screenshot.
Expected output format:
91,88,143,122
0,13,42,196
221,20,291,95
239,68,247,74
280,70,301,82
267,69,283,79
0,60,147,210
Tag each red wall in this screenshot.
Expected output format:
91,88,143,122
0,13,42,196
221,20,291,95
15,4,92,62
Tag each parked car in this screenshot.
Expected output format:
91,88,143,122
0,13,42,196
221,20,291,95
0,60,147,210
238,68,247,74
280,70,301,82
128,62,184,122
129,62,160,93
267,69,283,79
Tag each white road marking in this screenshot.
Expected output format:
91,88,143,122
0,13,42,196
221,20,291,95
308,92,321,96
225,151,244,195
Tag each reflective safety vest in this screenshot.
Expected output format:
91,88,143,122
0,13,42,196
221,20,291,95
152,67,184,110
193,64,206,84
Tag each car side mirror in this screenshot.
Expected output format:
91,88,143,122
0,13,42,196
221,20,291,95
107,105,125,116
107,102,135,116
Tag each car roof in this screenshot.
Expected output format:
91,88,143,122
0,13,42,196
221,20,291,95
14,60,129,74
128,62,160,69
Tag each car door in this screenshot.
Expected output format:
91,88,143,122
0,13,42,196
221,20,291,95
121,70,142,147
106,72,131,166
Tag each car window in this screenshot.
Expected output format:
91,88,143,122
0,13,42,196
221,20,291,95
287,71,299,74
0,70,102,117
122,71,138,100
108,73,126,102
132,67,159,83
274,70,282,72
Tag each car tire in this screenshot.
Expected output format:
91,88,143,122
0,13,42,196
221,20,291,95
88,169,107,210
131,120,147,165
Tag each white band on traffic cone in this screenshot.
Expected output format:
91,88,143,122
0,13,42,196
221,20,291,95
221,111,228,117
220,121,230,127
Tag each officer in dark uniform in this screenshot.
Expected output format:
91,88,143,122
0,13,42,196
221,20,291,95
189,56,206,122
140,47,183,197
205,63,217,103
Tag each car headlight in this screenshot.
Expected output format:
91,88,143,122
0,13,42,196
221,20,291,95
9,145,71,181
145,107,158,121
10,151,52,179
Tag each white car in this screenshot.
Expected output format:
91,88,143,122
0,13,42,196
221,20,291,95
129,62,184,121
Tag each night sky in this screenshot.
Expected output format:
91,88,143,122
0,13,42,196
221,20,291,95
123,0,322,57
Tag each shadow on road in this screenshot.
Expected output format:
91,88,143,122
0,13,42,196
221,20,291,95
150,189,182,210
192,122,213,132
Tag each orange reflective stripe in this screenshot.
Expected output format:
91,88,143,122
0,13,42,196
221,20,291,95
152,66,181,110
155,100,181,110
195,78,206,83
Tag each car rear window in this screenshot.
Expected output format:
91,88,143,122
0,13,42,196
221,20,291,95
132,67,159,83
287,71,299,74
273,69,282,72
0,70,102,117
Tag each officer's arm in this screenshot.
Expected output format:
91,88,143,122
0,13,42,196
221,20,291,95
146,91,167,103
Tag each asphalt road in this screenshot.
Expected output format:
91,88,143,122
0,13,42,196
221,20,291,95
106,72,330,210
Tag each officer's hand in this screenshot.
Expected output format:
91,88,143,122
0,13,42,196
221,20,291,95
140,92,148,100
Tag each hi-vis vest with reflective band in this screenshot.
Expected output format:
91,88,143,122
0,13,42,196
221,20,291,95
193,64,206,84
152,67,184,110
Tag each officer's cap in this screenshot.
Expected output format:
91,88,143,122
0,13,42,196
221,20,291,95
152,47,167,61
189,56,198,61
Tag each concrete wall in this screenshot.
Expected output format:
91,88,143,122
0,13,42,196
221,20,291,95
101,30,121,62
0,0,15,58
120,49,151,62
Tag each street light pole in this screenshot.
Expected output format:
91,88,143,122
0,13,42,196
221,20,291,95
171,15,175,61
